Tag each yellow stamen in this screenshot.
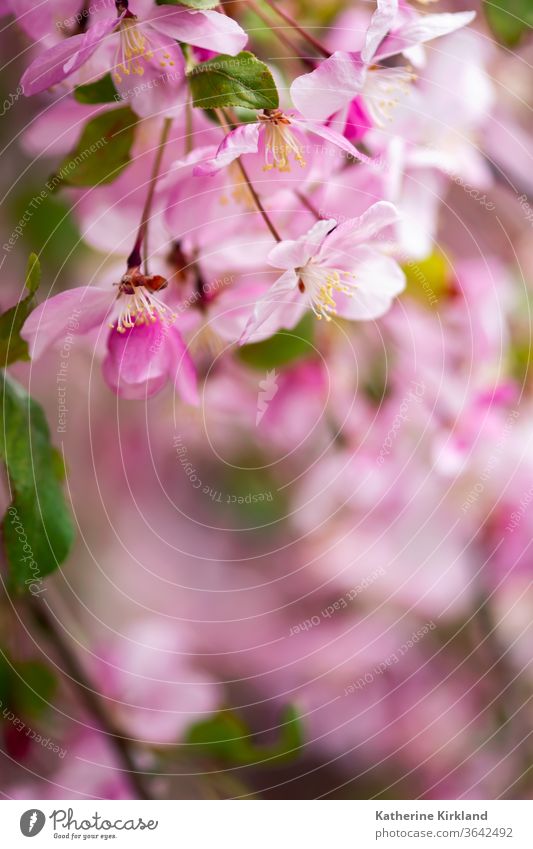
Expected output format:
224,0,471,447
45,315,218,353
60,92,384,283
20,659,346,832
110,281,175,334
258,109,306,173
113,16,156,84
297,264,356,321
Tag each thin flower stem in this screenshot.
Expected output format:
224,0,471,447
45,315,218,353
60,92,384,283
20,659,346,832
235,158,282,242
28,598,152,800
261,0,331,59
185,99,194,155
248,0,315,70
128,117,173,273
295,189,321,219
217,109,282,243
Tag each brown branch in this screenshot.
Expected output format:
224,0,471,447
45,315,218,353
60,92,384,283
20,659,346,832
28,598,152,800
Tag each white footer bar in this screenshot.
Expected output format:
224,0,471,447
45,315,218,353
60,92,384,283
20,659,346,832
2,800,531,847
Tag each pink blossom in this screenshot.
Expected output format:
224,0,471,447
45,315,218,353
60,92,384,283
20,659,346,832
193,108,371,179
290,2,475,128
21,268,198,402
94,620,221,745
20,0,247,116
241,201,405,342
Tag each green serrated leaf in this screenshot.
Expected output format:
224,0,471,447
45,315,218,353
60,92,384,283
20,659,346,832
0,254,41,366
0,375,75,592
156,0,219,7
185,706,304,766
74,73,118,104
484,0,533,46
52,107,136,188
188,51,279,110
238,313,315,370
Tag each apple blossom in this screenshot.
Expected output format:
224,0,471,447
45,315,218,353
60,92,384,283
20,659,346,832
290,0,476,130
21,266,198,402
241,201,405,341
20,0,247,115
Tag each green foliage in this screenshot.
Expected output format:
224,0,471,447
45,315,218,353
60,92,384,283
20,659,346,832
238,314,315,370
188,51,279,110
483,0,533,46
10,187,82,274
0,654,57,719
0,254,41,366
0,376,75,592
10,660,57,718
53,107,136,187
185,705,304,766
74,74,118,104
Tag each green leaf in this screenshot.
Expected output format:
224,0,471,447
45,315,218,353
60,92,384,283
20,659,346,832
156,0,219,7
238,313,315,370
0,376,75,592
24,254,41,295
0,654,57,719
11,660,57,718
52,107,136,188
188,51,279,110
185,706,304,766
74,73,118,104
484,0,533,46
0,254,41,366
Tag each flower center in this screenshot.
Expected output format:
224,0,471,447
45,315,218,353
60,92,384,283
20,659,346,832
113,15,175,84
297,262,356,321
112,271,175,333
259,109,306,173
363,66,415,128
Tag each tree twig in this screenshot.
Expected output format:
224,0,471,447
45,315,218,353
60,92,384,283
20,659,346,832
28,598,152,800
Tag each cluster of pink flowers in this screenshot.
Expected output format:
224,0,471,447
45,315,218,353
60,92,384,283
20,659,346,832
17,0,477,399
3,0,533,802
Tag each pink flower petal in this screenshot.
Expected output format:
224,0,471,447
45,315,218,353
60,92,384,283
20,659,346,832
193,123,261,176
319,201,400,264
166,326,199,406
240,269,305,344
103,321,198,403
147,7,247,56
9,0,81,42
342,97,373,143
293,117,373,164
21,287,111,360
21,17,118,96
362,0,399,64
375,11,476,61
290,51,366,122
335,249,405,320
113,27,186,118
268,219,337,270
209,281,268,342
103,322,169,400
